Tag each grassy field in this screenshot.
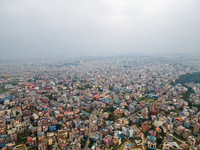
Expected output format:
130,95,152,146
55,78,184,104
0,72,31,78
147,99,154,102
174,109,181,113
139,96,155,102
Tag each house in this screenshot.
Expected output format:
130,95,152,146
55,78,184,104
146,135,156,150
166,133,173,142
47,138,53,145
114,130,124,139
179,143,189,150
112,136,121,146
27,136,37,146
123,143,133,150
113,109,120,116
102,135,112,146
162,142,170,150
25,83,33,91
118,118,128,127
147,141,156,150
122,127,133,138
103,112,109,119
184,120,190,128
101,127,109,136
141,121,149,133
92,125,98,132
5,84,12,89
10,133,17,142
149,130,156,137
38,139,47,150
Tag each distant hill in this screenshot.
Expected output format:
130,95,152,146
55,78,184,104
176,72,200,85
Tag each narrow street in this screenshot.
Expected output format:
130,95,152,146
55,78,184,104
16,144,27,150
134,125,145,150
124,136,136,148
54,134,61,150
84,111,94,150
173,135,185,144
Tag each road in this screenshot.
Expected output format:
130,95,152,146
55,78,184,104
129,100,158,150
124,136,136,148
172,135,185,144
54,137,61,150
82,100,157,149
84,111,94,150
16,144,27,150
133,125,145,150
132,100,158,116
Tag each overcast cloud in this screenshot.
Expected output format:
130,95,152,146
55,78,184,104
0,0,200,59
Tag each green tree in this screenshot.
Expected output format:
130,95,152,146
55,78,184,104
129,120,133,126
124,106,129,110
16,111,20,116
156,138,162,145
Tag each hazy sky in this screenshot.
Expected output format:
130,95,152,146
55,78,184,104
0,0,200,59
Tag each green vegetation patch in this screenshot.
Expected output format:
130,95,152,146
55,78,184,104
173,138,182,145
174,109,181,113
147,99,154,102
173,133,186,141
0,86,9,94
29,145,38,150
176,72,200,85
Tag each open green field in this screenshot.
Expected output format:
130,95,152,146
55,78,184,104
0,72,31,78
147,99,154,102
141,99,155,102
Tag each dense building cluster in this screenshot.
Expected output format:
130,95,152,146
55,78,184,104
0,56,200,150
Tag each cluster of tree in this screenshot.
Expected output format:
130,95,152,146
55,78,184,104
88,138,96,148
182,91,193,107
124,105,129,110
0,76,7,78
0,86,9,94
104,105,115,112
108,114,117,121
77,86,84,90
85,84,92,89
183,84,195,93
16,111,20,116
108,85,113,91
42,91,47,95
84,108,93,114
176,72,200,85
45,93,57,101
80,80,86,83
149,124,156,130
81,137,88,148
129,120,133,126
56,124,62,130
156,138,163,145
0,100,4,105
